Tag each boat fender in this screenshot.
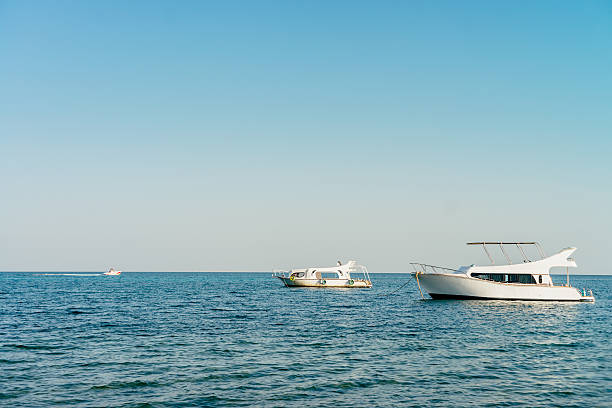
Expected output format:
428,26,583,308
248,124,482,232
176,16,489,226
320,279,326,285
290,276,295,281
349,279,354,285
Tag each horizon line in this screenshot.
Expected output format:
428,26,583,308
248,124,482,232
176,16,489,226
1,271,610,275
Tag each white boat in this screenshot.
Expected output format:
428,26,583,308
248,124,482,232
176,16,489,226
103,268,121,276
273,260,372,288
411,242,594,302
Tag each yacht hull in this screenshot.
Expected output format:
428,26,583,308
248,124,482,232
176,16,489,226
277,277,371,288
417,273,592,301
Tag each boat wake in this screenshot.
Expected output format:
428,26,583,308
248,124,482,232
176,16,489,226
35,273,103,277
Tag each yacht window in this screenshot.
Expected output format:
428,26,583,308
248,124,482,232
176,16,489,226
538,275,542,284
471,273,535,284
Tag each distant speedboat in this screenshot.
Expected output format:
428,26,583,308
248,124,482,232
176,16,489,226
103,268,121,276
411,242,594,302
273,260,372,288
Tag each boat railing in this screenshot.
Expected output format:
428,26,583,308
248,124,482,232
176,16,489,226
349,264,372,283
582,288,594,297
410,262,463,275
272,269,288,278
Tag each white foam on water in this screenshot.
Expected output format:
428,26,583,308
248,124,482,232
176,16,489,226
35,273,103,276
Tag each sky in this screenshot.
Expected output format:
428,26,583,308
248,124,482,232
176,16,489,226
1,1,611,272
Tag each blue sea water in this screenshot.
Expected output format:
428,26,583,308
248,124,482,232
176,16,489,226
0,272,610,407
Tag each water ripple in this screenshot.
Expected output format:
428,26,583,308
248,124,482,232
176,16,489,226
0,272,609,407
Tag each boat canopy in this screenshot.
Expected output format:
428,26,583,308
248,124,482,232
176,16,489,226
466,245,577,276
467,241,547,264
412,244,577,277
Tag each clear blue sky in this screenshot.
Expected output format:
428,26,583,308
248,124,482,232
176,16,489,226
1,1,611,272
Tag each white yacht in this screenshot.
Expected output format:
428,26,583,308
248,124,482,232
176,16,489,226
273,260,372,288
103,268,121,276
411,242,594,302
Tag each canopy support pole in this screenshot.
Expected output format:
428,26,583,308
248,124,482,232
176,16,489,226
516,244,529,262
535,242,546,259
482,244,494,264
499,244,512,264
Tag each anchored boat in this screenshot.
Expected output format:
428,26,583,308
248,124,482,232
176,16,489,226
273,260,372,288
411,242,594,302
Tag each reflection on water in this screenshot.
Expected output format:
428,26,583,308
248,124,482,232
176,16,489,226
0,272,609,407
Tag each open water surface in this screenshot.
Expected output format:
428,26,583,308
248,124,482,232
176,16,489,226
0,272,610,407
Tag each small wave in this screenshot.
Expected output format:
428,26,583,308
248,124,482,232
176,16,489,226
0,391,27,400
447,371,500,380
547,390,577,396
77,361,139,368
516,341,583,349
67,309,95,315
91,380,161,390
196,372,253,382
550,342,583,348
0,358,32,364
398,344,433,351
5,344,57,351
296,378,401,392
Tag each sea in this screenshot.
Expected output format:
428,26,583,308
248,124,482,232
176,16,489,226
0,272,610,407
